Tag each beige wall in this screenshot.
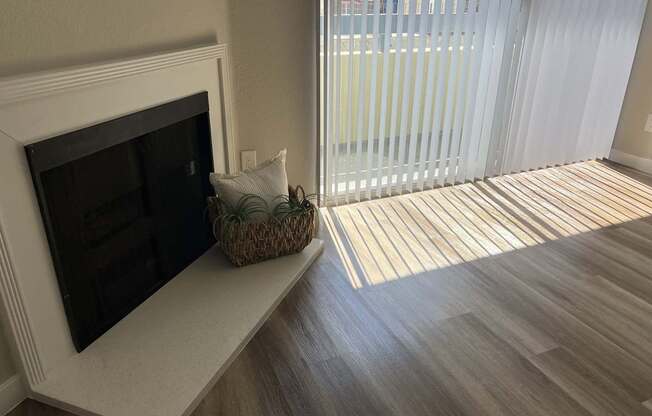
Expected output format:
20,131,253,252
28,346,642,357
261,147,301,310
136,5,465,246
0,0,230,77
229,0,317,191
613,2,652,159
0,0,317,385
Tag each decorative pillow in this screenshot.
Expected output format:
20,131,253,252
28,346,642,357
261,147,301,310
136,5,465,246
209,149,288,220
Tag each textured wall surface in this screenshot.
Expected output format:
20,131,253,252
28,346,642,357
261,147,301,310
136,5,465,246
228,0,317,191
0,0,317,386
0,0,230,76
613,3,652,159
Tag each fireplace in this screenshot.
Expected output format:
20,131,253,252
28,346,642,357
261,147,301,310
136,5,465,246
0,45,324,416
25,92,215,351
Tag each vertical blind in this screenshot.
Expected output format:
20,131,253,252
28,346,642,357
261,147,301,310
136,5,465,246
322,0,647,204
499,0,648,176
323,0,527,203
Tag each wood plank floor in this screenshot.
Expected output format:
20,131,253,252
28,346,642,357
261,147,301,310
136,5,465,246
11,160,652,416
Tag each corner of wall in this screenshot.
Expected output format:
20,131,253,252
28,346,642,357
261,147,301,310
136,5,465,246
612,0,652,162
0,375,25,415
609,148,652,175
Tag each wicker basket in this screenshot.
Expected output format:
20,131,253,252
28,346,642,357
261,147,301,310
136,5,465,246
207,187,316,267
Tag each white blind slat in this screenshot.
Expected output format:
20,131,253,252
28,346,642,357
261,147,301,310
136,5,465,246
446,1,478,185
353,0,370,201
456,0,492,183
386,0,407,196
331,0,342,200
434,3,466,187
324,0,333,197
425,3,455,190
334,0,344,200
374,0,396,199
416,0,444,191
364,0,383,200
344,2,356,201
395,0,420,194
473,0,514,179
461,0,502,183
486,0,526,177
405,0,431,192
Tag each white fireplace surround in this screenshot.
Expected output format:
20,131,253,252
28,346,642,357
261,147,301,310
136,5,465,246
0,44,238,393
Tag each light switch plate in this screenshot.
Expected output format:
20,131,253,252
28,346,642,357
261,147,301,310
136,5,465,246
645,114,652,133
240,150,257,170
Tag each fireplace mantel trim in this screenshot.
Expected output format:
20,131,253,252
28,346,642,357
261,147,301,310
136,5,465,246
0,44,238,389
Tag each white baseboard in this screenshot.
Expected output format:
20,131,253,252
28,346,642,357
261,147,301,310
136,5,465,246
608,149,652,175
0,375,26,415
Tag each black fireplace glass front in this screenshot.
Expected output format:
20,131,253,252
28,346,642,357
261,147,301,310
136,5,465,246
26,93,215,351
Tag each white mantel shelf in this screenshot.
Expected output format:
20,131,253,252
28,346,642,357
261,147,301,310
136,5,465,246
32,240,323,416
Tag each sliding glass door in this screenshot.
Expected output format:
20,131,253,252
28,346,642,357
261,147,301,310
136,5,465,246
320,0,647,205
320,0,528,204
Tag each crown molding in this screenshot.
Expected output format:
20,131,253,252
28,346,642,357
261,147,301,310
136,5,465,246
0,44,223,105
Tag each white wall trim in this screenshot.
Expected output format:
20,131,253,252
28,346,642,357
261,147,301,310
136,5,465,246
0,227,45,386
609,148,652,175
0,375,26,415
